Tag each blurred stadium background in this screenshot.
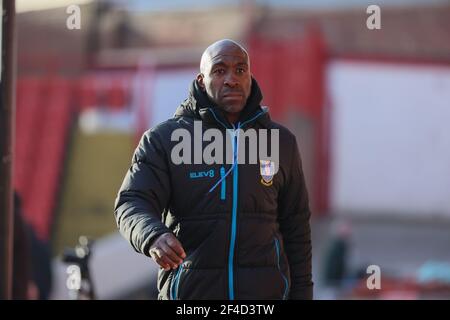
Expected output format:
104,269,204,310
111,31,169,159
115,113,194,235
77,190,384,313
6,0,450,299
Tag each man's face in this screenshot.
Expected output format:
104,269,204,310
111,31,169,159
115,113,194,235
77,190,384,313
197,45,252,116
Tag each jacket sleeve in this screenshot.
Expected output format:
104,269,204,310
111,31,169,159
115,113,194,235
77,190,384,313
114,129,173,257
278,134,313,299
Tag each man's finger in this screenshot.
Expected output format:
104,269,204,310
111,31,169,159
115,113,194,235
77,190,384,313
152,255,173,271
159,254,178,269
166,237,186,259
160,243,184,264
150,248,172,269
151,254,170,270
149,247,161,258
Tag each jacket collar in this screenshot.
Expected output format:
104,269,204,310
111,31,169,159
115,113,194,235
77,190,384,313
174,77,271,129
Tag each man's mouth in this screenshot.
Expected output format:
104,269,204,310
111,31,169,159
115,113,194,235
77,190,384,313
223,92,243,98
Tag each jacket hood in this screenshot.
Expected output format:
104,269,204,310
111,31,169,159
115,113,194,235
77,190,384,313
174,77,270,128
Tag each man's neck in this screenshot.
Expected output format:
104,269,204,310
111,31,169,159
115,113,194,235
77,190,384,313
225,112,240,126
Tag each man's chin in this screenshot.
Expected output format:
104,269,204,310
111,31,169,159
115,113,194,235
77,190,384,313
224,107,244,116
221,102,245,114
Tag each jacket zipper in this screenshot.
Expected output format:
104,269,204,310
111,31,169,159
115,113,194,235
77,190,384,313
228,111,267,299
220,166,226,200
274,237,289,300
228,126,239,300
208,108,266,300
170,264,184,300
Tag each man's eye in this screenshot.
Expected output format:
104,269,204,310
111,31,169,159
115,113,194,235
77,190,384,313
213,69,225,74
237,68,246,73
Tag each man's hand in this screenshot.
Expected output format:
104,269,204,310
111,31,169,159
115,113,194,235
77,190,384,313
149,233,186,271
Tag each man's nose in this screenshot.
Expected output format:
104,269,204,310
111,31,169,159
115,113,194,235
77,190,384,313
224,72,238,87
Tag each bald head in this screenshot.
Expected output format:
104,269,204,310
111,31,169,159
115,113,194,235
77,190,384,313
196,39,252,124
200,39,250,74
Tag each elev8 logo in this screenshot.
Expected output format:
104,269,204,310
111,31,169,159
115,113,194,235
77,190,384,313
190,169,215,179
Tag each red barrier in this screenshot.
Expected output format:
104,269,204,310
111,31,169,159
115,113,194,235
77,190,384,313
14,72,135,240
14,77,73,240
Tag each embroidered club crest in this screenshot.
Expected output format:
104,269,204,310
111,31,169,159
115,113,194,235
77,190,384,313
259,160,275,186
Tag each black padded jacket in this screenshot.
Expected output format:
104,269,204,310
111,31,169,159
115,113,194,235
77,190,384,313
114,78,313,300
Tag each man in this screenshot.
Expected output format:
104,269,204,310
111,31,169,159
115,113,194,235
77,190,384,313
114,39,313,300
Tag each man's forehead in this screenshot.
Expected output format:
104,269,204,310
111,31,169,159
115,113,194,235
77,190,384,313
210,53,248,65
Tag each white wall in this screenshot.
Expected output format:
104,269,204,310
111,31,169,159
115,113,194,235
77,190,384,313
148,68,198,128
327,60,450,217
131,67,197,136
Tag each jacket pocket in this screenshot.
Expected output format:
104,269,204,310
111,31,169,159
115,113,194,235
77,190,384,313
274,237,289,300
220,166,226,200
170,264,185,300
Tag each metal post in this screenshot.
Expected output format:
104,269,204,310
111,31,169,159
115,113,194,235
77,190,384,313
0,0,16,300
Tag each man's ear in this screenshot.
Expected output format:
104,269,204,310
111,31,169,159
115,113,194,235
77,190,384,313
196,73,206,91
